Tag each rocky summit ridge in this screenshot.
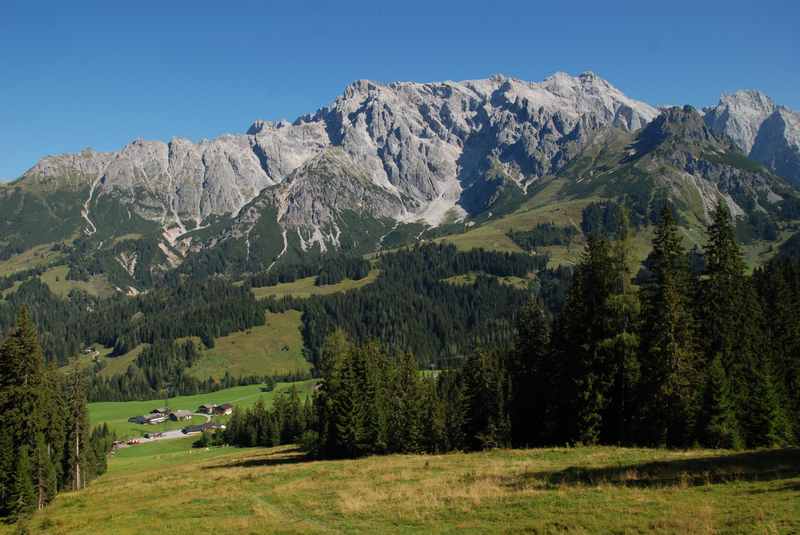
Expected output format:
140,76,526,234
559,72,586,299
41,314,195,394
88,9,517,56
21,72,658,235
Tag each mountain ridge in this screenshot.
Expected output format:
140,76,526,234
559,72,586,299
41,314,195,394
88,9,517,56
4,72,800,290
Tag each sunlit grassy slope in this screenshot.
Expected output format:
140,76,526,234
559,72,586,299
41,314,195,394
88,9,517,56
38,264,114,297
64,311,310,383
443,272,532,289
251,269,379,299
88,380,316,439
187,311,311,380
23,444,800,534
0,243,61,277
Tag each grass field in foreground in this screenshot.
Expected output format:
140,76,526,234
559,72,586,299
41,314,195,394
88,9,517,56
187,310,311,380
89,380,316,439
22,444,800,534
251,269,379,299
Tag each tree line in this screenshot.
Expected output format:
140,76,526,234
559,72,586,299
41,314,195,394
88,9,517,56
293,244,555,368
0,309,113,522
218,385,314,449
246,255,371,288
304,202,799,459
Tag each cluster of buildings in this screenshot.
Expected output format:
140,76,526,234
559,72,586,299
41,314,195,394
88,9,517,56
197,403,234,416
127,403,235,426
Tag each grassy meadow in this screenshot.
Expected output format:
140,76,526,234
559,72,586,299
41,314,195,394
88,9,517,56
187,310,312,379
38,264,114,298
17,443,800,534
89,380,317,439
443,272,533,289
251,269,379,299
61,311,311,382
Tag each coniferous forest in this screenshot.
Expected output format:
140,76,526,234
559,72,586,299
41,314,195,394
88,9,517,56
0,309,112,521
299,201,800,458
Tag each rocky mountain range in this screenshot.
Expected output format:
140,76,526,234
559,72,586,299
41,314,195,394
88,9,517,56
3,71,800,290
705,90,800,187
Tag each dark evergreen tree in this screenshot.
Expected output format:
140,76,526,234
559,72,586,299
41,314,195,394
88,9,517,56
638,205,700,446
556,235,622,444
508,301,552,447
697,201,789,447
10,446,35,519
700,353,742,449
63,362,90,491
461,349,511,450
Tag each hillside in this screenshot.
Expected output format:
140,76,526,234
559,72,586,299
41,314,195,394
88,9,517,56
13,443,799,534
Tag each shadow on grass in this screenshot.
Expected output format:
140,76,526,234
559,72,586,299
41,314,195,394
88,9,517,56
504,448,800,491
203,446,314,470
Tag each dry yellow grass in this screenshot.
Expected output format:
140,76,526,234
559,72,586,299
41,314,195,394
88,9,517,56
21,445,800,534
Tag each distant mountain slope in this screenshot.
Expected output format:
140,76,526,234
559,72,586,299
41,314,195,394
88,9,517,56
439,105,800,266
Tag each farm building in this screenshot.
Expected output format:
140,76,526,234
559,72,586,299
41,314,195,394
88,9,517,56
197,404,215,414
213,403,234,416
151,407,170,414
182,422,226,435
169,410,193,421
145,413,168,424
129,413,168,425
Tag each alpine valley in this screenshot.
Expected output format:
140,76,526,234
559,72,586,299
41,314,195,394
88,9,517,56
3,71,800,294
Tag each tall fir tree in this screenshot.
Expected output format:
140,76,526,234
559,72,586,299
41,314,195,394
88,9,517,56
701,353,742,449
10,446,35,519
388,352,423,453
0,307,48,451
557,235,622,444
508,300,553,447
698,201,788,447
63,361,90,491
639,205,700,446
0,427,14,516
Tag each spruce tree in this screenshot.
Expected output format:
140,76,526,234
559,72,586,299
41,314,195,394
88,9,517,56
389,353,423,453
698,201,784,448
509,300,555,446
701,353,742,449
63,361,90,491
10,446,35,519
0,427,14,516
557,235,621,444
32,433,55,510
333,350,362,457
316,330,351,457
0,307,48,450
639,205,700,446
462,349,510,450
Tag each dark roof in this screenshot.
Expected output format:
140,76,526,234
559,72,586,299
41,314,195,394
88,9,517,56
183,422,223,434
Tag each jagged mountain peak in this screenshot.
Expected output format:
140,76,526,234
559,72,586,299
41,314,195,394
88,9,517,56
639,105,720,149
705,89,800,185
718,89,776,112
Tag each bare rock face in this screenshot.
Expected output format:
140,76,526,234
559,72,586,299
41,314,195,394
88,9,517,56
705,90,800,185
298,72,659,223
19,72,660,264
23,72,656,229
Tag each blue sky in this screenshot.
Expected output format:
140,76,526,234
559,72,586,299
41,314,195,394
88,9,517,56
1,0,797,179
